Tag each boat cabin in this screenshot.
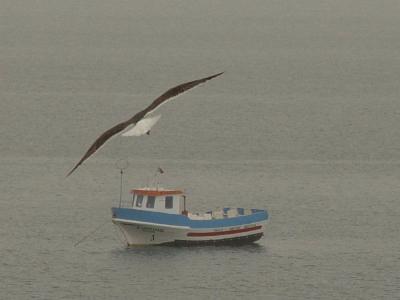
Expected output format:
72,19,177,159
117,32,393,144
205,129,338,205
130,188,186,215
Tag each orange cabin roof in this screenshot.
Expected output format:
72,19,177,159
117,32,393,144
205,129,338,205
130,189,184,196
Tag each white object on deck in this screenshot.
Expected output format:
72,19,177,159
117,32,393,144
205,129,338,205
188,213,212,220
227,208,238,218
212,211,224,219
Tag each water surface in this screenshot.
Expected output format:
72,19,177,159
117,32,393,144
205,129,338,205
1,1,399,299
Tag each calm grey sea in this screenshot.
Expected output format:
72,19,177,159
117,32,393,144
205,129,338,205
1,1,399,299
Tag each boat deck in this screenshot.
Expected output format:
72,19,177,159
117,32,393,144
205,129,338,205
188,208,255,220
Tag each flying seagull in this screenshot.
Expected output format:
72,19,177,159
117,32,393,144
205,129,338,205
67,72,223,176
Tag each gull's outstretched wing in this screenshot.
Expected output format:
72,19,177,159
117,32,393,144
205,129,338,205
67,72,223,176
136,72,224,118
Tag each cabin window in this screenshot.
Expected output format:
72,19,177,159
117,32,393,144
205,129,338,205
135,195,143,207
165,196,173,209
146,196,155,208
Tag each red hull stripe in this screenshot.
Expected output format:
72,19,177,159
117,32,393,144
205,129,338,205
187,225,262,237
131,189,183,196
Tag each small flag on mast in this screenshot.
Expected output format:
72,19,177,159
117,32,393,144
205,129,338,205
157,167,164,174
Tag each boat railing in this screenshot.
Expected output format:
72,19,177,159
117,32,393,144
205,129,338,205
191,207,260,220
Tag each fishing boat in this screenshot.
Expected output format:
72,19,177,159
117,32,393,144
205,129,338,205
111,187,268,246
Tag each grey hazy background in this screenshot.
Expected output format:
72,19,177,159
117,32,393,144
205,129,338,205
1,1,399,299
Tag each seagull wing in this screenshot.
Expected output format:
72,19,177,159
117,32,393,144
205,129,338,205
67,72,223,177
137,72,224,118
66,121,129,177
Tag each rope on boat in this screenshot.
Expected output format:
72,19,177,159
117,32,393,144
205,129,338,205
73,219,109,247
113,224,129,247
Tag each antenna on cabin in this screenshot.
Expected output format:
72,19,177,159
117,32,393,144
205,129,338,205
115,159,129,208
154,167,164,190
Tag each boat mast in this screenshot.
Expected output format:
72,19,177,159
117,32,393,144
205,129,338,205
119,168,123,208
115,159,129,208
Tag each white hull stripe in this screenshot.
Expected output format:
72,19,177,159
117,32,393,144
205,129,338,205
112,218,190,230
